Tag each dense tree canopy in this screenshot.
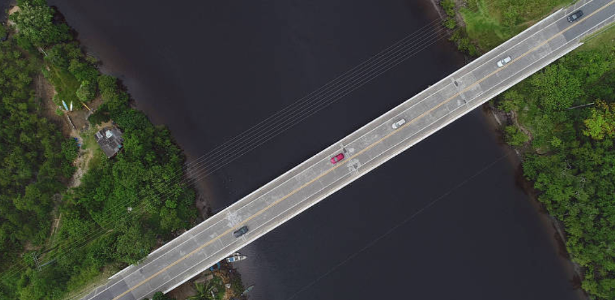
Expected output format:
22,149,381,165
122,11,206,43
9,0,70,47
584,100,615,140
0,38,76,299
498,28,615,299
530,64,584,112
1,1,199,299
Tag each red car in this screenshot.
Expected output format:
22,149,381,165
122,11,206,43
330,153,345,164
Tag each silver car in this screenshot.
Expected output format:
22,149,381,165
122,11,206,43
497,56,512,67
392,118,406,129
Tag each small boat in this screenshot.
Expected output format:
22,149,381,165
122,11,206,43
241,285,254,296
225,252,247,263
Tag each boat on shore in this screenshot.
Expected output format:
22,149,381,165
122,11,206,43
226,252,247,263
241,285,254,296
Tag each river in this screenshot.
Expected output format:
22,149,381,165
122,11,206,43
46,0,584,299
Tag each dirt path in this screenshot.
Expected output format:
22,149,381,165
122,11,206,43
68,147,93,188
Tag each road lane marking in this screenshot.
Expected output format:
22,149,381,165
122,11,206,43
111,2,615,299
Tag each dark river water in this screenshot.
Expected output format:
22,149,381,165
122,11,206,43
43,0,584,299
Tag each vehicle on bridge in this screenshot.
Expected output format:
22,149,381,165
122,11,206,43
392,118,406,129
330,153,345,164
233,226,249,238
497,56,512,67
568,10,584,22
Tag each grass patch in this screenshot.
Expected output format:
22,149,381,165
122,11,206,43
80,126,99,151
582,22,615,51
44,63,80,107
461,0,574,51
461,0,507,50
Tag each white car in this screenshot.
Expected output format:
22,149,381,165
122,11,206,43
497,56,512,67
392,118,406,129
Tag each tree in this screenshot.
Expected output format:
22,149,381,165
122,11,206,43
187,277,224,300
68,59,97,82
114,226,155,265
440,0,456,17
97,74,118,101
530,64,584,111
76,80,96,102
0,38,71,277
187,282,215,300
17,268,66,300
9,1,70,47
504,125,528,146
583,100,615,140
46,42,84,69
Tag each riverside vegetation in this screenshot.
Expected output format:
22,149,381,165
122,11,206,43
441,0,573,55
441,0,615,298
0,0,198,299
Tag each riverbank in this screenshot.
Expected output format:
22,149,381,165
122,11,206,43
441,1,615,299
481,103,587,296
0,1,244,299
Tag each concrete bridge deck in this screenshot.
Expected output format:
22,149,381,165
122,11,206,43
83,0,615,299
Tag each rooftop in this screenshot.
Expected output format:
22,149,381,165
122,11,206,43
95,126,123,158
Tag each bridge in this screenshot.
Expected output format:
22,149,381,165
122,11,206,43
84,0,615,299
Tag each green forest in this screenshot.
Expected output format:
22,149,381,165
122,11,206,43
0,0,198,299
496,25,615,299
0,23,76,290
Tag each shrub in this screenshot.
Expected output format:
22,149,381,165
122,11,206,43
443,18,457,29
504,125,528,146
441,0,456,17
76,80,96,102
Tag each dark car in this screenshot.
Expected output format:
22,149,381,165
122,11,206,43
567,10,583,22
233,226,249,238
330,153,344,164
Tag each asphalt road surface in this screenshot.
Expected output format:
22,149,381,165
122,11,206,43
83,0,615,299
